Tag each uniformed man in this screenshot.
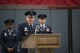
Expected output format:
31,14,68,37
35,14,53,34
0,19,18,53
17,11,37,53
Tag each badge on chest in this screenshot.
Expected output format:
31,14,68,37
24,27,28,35
4,33,7,36
24,27,28,31
46,28,50,32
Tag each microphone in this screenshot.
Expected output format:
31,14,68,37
35,25,39,34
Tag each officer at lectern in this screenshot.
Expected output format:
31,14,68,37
35,14,53,34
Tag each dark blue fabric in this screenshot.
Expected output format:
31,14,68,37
0,30,18,53
36,24,53,34
17,22,37,53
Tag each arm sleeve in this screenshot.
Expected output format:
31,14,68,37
49,26,54,34
17,24,24,41
13,33,19,48
0,31,7,48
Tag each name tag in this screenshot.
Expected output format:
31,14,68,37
13,34,16,36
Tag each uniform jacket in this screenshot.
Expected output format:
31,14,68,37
17,22,36,41
35,24,53,34
0,29,18,49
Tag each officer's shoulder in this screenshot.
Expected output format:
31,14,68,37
13,30,16,32
1,30,7,33
19,22,26,26
19,22,25,25
46,25,51,28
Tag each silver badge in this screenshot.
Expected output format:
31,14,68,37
4,33,7,36
24,27,28,31
46,28,50,32
9,32,11,35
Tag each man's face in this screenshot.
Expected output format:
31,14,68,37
6,23,13,30
39,18,46,24
26,16,35,24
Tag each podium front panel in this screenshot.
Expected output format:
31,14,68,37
21,35,36,48
35,34,61,48
21,34,61,48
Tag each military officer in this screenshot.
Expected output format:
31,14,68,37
17,11,37,53
0,19,18,53
35,14,53,34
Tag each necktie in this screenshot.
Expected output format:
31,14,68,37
30,24,34,34
42,25,44,30
30,24,33,28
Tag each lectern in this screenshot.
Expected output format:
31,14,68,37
21,34,61,53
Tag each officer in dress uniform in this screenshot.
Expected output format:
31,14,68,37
35,14,53,34
0,19,18,53
17,11,37,53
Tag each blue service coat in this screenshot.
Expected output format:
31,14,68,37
0,29,18,53
17,22,37,41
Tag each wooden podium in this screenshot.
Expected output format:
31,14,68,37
21,34,61,53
